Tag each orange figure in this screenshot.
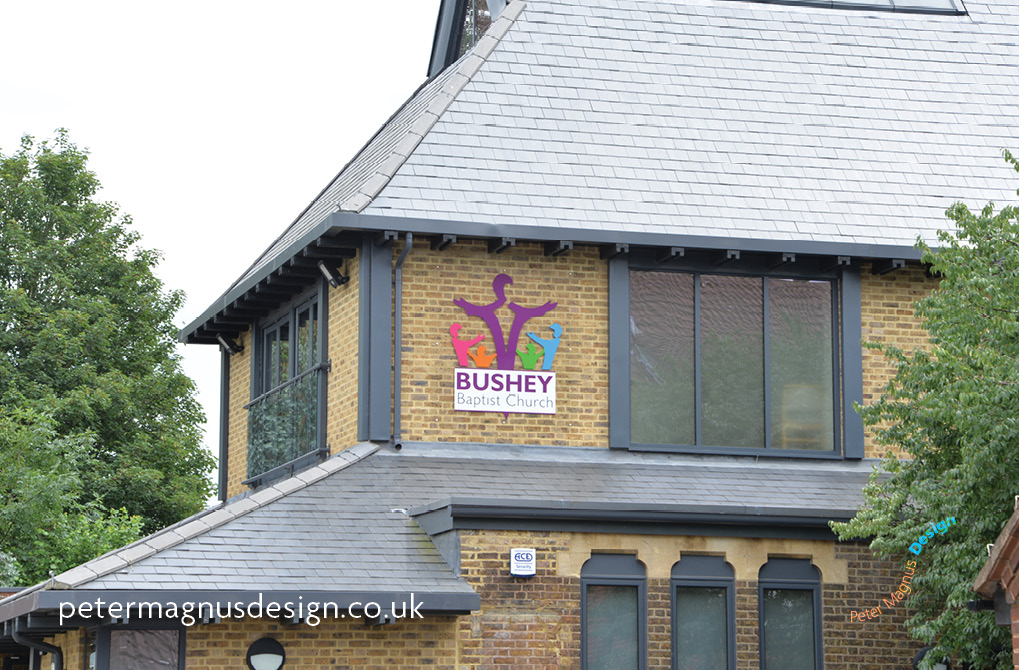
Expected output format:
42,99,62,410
468,344,497,369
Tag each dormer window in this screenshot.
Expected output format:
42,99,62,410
458,0,495,57
430,0,510,76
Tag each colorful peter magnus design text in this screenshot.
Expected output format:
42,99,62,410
449,273,562,414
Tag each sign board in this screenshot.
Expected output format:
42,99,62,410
510,548,537,577
449,273,562,416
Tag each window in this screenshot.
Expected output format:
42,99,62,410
456,0,510,57
672,556,735,670
259,293,320,392
629,270,837,452
96,625,185,670
723,0,964,14
581,554,647,670
246,286,327,481
758,559,823,670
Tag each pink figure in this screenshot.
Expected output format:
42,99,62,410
450,323,485,367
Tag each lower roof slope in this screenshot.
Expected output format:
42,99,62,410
0,440,875,625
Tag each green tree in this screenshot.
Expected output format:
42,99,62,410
0,408,142,583
833,153,1019,669
0,131,213,580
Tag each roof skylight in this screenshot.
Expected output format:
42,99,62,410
734,0,965,14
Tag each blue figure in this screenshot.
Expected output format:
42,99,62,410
527,324,563,371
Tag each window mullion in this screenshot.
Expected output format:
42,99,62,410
694,273,702,447
763,277,771,450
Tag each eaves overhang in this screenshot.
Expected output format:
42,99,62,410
0,588,479,650
410,496,852,541
180,211,927,345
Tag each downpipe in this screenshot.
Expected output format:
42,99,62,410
393,232,413,449
12,619,63,670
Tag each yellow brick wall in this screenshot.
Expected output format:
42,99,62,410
859,262,938,458
225,328,251,499
44,628,84,669
457,529,917,670
326,254,361,452
218,248,939,478
398,239,609,447
186,616,458,669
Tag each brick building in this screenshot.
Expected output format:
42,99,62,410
2,0,1017,667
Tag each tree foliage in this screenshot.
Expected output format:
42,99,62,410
833,153,1019,669
0,131,213,583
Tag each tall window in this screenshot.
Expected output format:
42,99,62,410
672,556,735,670
629,270,837,452
759,559,823,670
581,554,647,670
260,294,319,392
247,288,324,480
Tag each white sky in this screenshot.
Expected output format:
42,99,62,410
1,1,441,489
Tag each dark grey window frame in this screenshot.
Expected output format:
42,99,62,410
608,251,864,459
244,279,330,484
671,555,736,670
253,284,325,395
581,554,648,670
758,558,824,670
94,621,186,670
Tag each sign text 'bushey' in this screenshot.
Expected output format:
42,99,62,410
454,369,556,414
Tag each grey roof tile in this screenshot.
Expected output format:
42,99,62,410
218,0,1019,298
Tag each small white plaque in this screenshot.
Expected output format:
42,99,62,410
510,547,537,577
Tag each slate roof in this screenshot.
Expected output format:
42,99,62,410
234,0,1019,289
0,440,876,622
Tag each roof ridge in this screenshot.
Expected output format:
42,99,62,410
25,443,380,594
337,0,526,213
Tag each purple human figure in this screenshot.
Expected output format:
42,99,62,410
450,323,484,367
454,274,557,370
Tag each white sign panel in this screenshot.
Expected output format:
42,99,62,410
453,368,556,414
510,548,537,577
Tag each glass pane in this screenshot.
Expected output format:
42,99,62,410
296,304,318,374
675,587,727,670
263,329,277,389
630,271,696,445
701,275,764,448
586,584,639,670
763,589,816,670
769,279,834,451
458,0,493,57
277,322,290,383
109,629,179,670
248,370,319,477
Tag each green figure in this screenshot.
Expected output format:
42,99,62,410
516,342,543,370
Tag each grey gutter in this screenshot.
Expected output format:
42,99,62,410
11,619,62,670
327,211,927,262
178,210,926,343
409,497,852,537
